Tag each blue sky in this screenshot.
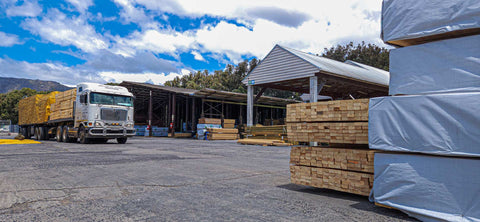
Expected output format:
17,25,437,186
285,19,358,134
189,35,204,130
0,0,384,86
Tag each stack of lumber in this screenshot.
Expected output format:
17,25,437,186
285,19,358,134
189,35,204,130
288,99,375,196
206,128,238,140
50,89,76,121
18,91,59,125
286,99,369,145
168,132,192,138
244,125,287,140
237,139,291,146
223,119,235,128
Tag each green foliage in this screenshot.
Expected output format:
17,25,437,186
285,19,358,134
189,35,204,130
322,41,390,71
105,82,120,86
0,88,45,124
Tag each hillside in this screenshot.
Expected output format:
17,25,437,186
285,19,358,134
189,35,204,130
0,77,72,93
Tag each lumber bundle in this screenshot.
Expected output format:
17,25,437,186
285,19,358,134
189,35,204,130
237,139,292,146
206,128,239,140
50,89,76,121
290,146,375,173
244,125,287,140
223,119,235,128
198,118,236,128
286,99,368,144
18,92,59,125
286,99,369,122
168,133,192,138
290,165,373,196
287,122,368,144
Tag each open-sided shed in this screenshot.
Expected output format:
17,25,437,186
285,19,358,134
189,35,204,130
242,45,390,126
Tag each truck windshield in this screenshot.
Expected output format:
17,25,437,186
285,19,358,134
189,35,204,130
90,93,133,107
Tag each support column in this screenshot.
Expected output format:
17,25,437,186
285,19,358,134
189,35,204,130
171,93,176,137
192,98,196,131
186,97,189,132
148,90,153,136
247,85,254,126
221,101,224,128
310,76,318,103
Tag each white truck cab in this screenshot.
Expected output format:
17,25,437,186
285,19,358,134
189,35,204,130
75,83,136,143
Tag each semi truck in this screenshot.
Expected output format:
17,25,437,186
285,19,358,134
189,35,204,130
18,83,136,144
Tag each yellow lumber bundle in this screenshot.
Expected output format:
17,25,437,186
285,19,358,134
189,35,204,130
18,91,59,125
50,89,76,120
206,128,239,140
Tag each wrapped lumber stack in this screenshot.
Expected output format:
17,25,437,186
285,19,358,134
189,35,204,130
369,1,480,221
206,128,239,140
288,99,374,196
286,99,369,145
50,89,76,121
18,92,59,125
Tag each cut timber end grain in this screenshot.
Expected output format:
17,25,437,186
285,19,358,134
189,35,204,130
286,99,369,122
287,122,368,144
290,165,373,196
290,146,376,173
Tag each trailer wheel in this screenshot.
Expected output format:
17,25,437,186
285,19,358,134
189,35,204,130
39,127,45,140
34,127,40,140
116,137,127,144
79,126,89,144
56,126,63,142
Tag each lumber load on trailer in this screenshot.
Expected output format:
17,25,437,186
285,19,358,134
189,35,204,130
290,165,373,196
18,92,59,125
290,146,376,173
50,89,76,121
286,99,369,122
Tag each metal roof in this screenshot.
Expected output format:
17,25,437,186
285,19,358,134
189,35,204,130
241,44,389,98
120,81,297,106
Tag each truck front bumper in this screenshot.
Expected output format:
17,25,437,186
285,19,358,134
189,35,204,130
88,127,136,138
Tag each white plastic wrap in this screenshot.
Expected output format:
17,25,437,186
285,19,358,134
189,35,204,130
369,93,480,157
371,153,480,222
389,35,480,95
382,0,480,44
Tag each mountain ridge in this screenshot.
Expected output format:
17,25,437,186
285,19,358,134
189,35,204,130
0,77,72,93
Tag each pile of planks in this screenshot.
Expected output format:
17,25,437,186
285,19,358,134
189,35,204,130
50,89,76,121
223,119,235,128
206,128,239,140
244,125,288,140
286,99,369,145
18,92,59,125
288,99,375,196
237,138,291,146
198,118,236,128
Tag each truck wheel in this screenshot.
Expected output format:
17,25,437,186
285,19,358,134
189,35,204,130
56,126,63,142
79,126,89,144
116,137,127,144
62,126,74,143
34,127,40,140
39,127,45,140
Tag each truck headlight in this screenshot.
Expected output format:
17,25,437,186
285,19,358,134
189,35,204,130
95,121,103,127
125,123,133,128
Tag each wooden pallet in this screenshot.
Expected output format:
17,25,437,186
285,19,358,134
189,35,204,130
286,99,369,122
287,122,368,144
290,165,373,196
290,146,376,173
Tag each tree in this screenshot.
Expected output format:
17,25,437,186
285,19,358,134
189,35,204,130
322,41,390,71
0,88,45,124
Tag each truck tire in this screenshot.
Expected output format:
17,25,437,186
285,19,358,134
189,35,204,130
56,126,63,142
39,127,45,140
62,126,75,143
79,126,89,144
116,137,127,144
34,127,40,140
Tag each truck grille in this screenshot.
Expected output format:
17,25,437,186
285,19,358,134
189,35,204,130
101,108,127,121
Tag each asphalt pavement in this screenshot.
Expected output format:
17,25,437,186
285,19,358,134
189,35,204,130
0,137,415,221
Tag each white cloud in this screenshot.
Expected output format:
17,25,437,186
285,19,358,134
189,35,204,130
99,69,191,85
115,29,195,55
22,9,108,53
191,51,205,61
0,32,21,47
5,0,42,17
65,0,93,13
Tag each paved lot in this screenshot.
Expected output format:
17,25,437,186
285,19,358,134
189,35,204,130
0,137,415,221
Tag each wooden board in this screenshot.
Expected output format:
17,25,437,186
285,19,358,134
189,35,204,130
386,28,480,47
237,139,291,146
206,128,238,134
287,122,368,144
290,165,373,196
207,133,239,140
168,133,192,138
290,146,376,173
286,99,369,122
223,123,235,129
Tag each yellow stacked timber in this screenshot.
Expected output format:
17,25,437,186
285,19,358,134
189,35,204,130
290,165,373,196
18,92,59,125
245,125,288,140
286,99,369,122
286,99,369,144
206,128,239,140
50,89,76,120
198,118,222,125
290,146,375,173
223,119,235,128
287,122,368,144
